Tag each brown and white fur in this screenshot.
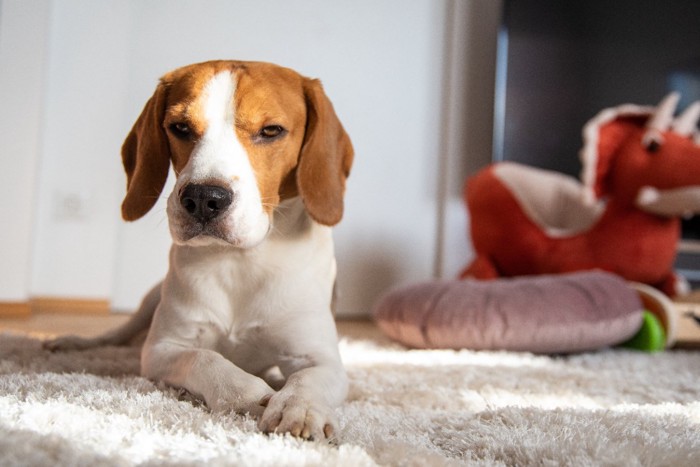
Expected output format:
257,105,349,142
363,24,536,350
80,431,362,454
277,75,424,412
44,60,354,441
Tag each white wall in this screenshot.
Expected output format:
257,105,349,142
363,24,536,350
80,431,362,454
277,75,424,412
31,0,131,299
0,0,501,316
110,0,452,316
0,0,50,302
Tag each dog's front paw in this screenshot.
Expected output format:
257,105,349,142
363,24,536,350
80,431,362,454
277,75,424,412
210,394,272,419
43,335,101,352
205,381,276,420
258,392,337,441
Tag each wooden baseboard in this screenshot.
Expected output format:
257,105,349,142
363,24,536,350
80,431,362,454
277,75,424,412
31,297,110,315
0,302,32,318
0,298,110,317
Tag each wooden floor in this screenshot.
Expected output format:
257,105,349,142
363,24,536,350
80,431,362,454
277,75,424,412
0,312,131,339
0,311,383,342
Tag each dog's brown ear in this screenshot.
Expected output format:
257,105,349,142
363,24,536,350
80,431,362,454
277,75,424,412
120,83,171,221
297,79,354,226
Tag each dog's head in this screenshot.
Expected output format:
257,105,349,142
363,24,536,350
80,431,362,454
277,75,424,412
121,60,353,248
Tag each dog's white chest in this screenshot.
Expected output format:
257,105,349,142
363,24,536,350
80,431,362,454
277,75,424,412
163,198,336,331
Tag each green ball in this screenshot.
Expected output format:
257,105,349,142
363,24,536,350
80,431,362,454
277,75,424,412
619,310,666,352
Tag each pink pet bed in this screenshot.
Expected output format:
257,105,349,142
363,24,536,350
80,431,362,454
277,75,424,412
373,271,646,353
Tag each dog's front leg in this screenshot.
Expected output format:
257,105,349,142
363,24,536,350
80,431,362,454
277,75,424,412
142,342,275,418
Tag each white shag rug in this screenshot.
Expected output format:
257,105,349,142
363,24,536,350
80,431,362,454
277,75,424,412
1,329,699,466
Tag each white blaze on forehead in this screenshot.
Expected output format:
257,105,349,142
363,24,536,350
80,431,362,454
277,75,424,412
184,71,256,187
203,71,235,131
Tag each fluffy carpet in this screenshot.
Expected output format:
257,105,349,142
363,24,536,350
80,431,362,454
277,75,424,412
1,327,699,466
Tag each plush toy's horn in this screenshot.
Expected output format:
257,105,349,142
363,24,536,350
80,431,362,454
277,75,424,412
671,101,700,137
643,92,680,148
647,93,680,131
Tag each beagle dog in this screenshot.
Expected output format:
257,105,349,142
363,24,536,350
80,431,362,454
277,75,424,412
45,60,353,441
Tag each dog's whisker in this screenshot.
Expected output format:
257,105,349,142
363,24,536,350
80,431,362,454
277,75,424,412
155,214,168,228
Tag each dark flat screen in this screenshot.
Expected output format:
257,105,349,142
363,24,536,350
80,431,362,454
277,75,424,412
495,0,700,177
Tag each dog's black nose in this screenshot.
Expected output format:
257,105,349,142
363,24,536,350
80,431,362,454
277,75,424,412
179,184,233,223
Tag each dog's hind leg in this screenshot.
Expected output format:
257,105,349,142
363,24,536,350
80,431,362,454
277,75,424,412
43,282,162,351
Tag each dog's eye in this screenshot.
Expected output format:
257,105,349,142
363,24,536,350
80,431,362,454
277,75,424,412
169,122,191,139
259,125,285,140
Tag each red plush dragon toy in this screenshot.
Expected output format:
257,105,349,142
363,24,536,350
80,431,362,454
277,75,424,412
462,93,700,297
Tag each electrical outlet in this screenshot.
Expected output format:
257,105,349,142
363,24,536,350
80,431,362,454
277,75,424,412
53,190,92,222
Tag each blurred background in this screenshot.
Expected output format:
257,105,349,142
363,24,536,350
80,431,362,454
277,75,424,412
0,0,499,317
4,0,697,318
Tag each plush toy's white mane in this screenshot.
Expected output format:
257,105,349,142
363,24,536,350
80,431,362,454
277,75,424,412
579,104,653,205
